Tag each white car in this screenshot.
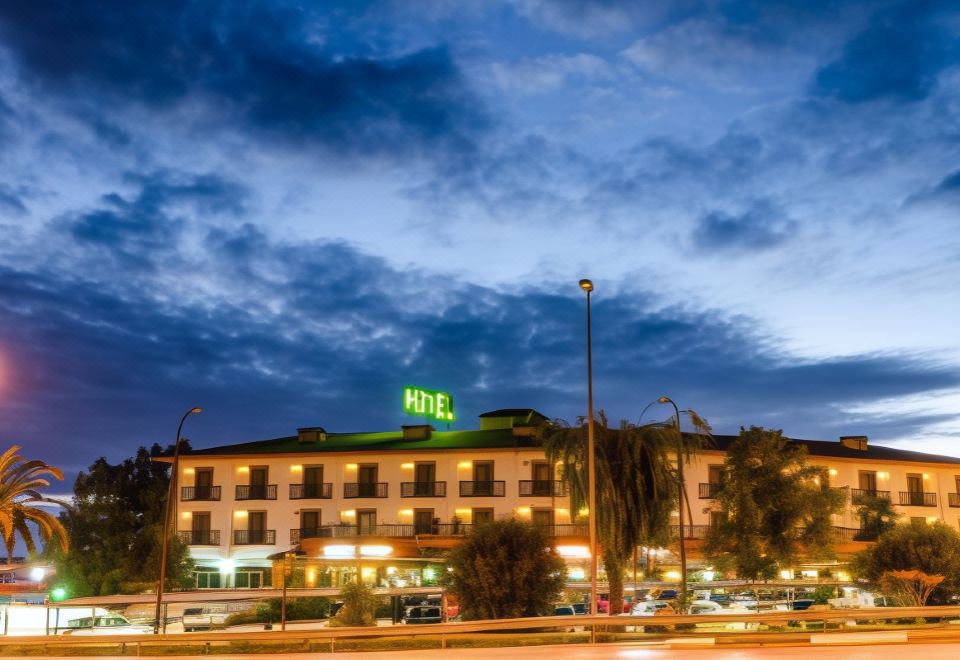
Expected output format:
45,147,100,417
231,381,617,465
182,607,228,631
62,615,153,635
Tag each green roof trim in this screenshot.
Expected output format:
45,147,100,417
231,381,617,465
184,428,540,456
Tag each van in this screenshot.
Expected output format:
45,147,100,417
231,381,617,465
182,607,228,632
403,606,442,624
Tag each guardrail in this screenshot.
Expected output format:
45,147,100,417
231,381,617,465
11,605,960,654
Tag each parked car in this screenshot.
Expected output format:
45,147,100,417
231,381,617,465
62,615,152,635
571,603,589,615
630,600,673,616
647,588,678,601
182,607,228,632
403,606,442,624
553,604,576,616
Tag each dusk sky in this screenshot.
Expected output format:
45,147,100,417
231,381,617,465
1,1,960,486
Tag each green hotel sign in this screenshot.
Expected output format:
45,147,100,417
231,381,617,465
404,385,455,422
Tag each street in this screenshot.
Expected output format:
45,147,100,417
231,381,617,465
37,641,960,660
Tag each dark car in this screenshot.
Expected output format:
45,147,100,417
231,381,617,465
404,606,442,624
791,599,816,610
650,588,678,601
708,594,732,604
572,603,589,615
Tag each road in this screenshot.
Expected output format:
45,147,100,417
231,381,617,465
36,641,960,659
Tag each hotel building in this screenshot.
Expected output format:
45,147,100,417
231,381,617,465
165,409,960,589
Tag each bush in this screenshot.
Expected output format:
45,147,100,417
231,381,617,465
329,582,379,627
444,519,566,620
222,597,331,625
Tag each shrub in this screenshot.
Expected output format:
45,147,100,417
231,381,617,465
329,582,379,627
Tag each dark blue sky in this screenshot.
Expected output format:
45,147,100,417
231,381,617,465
1,1,960,487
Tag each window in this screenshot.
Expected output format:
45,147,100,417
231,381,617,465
301,510,321,533
195,468,213,498
532,508,554,528
195,568,221,589
235,570,267,589
531,462,552,496
414,462,436,496
250,467,268,499
358,465,378,497
358,509,377,535
473,461,494,495
304,466,323,492
414,509,434,534
707,465,724,484
472,508,494,525
858,471,877,492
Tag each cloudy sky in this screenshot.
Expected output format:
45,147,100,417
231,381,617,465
1,0,959,483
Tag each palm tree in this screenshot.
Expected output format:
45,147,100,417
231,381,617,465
542,412,710,615
0,445,68,563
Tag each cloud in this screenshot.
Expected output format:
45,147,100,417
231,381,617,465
812,1,959,103
58,171,246,270
491,53,611,95
691,200,797,253
0,184,27,215
509,0,697,39
1,175,958,477
0,1,488,159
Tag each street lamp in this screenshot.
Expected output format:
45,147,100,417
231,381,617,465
579,278,598,617
657,396,688,610
154,406,202,634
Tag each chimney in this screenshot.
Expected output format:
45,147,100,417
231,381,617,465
402,424,434,441
839,435,868,451
297,427,326,443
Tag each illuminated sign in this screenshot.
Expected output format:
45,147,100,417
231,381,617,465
403,385,455,422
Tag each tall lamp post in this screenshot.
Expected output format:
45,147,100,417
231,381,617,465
657,396,687,610
154,406,202,634
579,279,598,617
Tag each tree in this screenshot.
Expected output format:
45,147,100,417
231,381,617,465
851,521,960,605
855,494,898,540
704,427,845,581
47,444,193,596
444,519,566,620
0,446,68,562
542,414,710,615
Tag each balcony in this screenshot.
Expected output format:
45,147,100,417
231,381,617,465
832,526,878,542
519,480,568,497
669,525,711,540
400,481,447,497
181,485,221,501
950,493,960,507
897,491,937,507
851,489,891,504
177,530,220,545
291,524,414,542
233,529,276,545
344,482,389,498
289,483,333,499
459,480,506,497
698,483,721,499
535,523,588,537
235,484,277,500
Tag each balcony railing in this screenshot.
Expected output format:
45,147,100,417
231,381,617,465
177,530,220,545
668,525,711,540
832,526,878,542
291,524,415,541
950,493,960,508
897,491,937,507
431,523,473,536
181,485,221,501
851,489,891,504
400,481,447,497
235,484,277,500
459,480,506,497
233,529,276,545
519,480,568,497
698,483,721,499
535,523,588,537
289,483,333,499
344,482,389,498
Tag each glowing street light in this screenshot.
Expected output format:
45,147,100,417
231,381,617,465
579,278,598,617
154,406,201,634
